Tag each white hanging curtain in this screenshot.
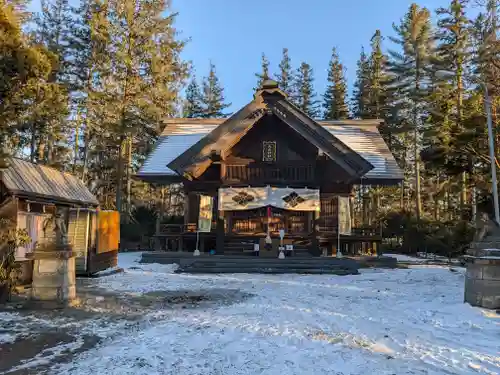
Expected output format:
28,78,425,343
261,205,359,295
218,186,320,212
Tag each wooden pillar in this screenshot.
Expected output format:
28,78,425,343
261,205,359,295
308,211,314,233
155,186,166,251
154,214,161,251
214,193,225,254
216,211,225,254
183,190,190,228
311,210,320,256
200,233,205,252
349,194,355,229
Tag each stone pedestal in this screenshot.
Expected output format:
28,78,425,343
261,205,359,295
29,244,76,307
464,248,500,309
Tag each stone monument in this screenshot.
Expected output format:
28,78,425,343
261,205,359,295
30,209,76,307
464,212,500,309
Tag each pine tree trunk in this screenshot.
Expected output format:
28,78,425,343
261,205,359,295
460,171,467,216
400,181,404,210
30,122,36,163
125,136,132,223
37,137,46,163
81,124,89,183
73,119,79,174
457,62,467,215
414,126,422,220
116,137,124,213
414,65,422,220
400,136,407,211
47,131,53,165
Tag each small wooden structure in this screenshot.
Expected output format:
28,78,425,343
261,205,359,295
138,80,404,256
0,158,118,281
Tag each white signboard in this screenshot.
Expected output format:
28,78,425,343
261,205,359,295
338,196,352,235
198,195,213,233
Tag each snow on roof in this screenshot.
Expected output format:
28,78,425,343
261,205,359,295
323,123,404,181
137,119,403,182
138,134,207,176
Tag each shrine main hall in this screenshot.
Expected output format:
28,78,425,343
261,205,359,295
138,80,403,257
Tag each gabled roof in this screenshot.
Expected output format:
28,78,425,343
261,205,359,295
137,119,403,184
167,100,267,178
322,121,404,182
268,97,373,178
167,84,373,180
1,158,99,206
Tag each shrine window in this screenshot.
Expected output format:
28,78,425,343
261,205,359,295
262,141,277,162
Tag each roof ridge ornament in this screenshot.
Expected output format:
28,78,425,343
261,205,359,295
254,79,287,99
261,79,279,90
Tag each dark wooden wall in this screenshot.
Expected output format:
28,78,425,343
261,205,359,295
229,115,318,163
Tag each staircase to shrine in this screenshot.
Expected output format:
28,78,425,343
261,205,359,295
141,252,359,275
223,236,312,257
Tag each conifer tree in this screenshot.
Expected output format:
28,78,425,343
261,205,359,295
184,76,204,118
0,0,43,150
36,0,72,81
388,3,435,221
255,53,270,90
201,63,231,118
32,0,72,167
67,0,112,182
433,0,472,214
101,0,188,213
352,48,371,118
275,48,293,96
323,47,349,119
367,30,391,119
293,62,319,118
0,0,69,166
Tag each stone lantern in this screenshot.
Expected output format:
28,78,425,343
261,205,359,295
464,213,500,309
30,209,77,307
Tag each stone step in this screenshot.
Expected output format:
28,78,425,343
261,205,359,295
142,253,354,264
223,249,311,255
178,257,357,265
176,267,358,275
184,262,351,270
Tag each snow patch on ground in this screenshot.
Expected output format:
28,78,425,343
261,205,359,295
7,339,85,373
383,253,428,263
0,312,61,345
117,251,143,269
0,332,16,344
50,257,500,375
0,312,25,344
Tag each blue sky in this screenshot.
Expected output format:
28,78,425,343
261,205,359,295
172,0,453,111
29,0,470,111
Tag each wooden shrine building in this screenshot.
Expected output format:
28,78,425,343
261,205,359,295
138,80,403,256
0,158,119,281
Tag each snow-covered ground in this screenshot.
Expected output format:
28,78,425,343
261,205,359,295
383,253,429,263
2,252,500,375
45,252,500,375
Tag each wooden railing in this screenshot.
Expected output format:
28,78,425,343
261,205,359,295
318,226,382,237
223,163,316,184
158,223,203,235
